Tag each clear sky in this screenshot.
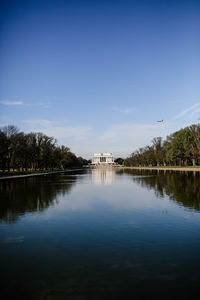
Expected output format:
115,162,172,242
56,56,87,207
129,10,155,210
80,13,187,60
0,0,200,158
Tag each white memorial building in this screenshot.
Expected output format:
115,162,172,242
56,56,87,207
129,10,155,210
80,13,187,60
91,152,114,165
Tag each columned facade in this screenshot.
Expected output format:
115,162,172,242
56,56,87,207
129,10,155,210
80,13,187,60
92,153,114,165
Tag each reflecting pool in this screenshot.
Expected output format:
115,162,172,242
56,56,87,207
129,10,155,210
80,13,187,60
1,169,200,299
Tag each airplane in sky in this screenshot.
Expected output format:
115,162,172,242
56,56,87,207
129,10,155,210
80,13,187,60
157,120,163,122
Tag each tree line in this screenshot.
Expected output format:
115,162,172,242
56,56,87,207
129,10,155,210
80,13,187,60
0,175,76,222
118,168,200,211
124,124,200,167
0,125,88,172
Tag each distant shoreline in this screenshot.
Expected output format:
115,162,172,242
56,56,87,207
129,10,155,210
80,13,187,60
0,169,84,180
90,165,200,172
122,166,200,172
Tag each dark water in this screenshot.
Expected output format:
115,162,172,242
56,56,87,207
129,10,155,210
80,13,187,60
1,168,200,299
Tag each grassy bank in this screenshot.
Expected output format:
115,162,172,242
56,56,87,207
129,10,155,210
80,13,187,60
0,168,86,180
122,166,200,171
123,165,200,168
0,169,65,177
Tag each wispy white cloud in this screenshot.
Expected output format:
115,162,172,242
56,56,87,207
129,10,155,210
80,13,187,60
188,107,200,118
23,119,179,159
96,122,172,156
0,100,51,108
23,119,92,148
23,119,54,129
111,106,135,114
25,102,51,108
42,126,92,141
172,103,200,120
73,122,175,158
0,101,23,105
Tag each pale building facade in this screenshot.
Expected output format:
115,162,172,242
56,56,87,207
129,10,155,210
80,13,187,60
91,152,114,165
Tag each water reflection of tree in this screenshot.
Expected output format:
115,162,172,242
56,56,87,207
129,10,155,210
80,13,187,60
0,174,77,223
120,169,200,211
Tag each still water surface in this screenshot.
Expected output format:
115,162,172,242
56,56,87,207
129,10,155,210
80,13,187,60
1,168,200,299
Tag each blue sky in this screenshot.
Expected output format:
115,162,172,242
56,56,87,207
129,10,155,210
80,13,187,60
0,0,200,158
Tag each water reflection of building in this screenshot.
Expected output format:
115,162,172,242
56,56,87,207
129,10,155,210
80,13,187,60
92,168,115,185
